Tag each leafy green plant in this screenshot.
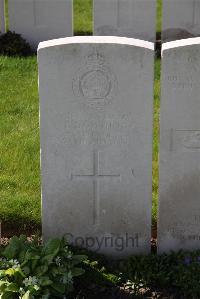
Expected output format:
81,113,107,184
0,235,87,298
0,31,33,56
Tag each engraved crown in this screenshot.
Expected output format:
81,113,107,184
87,51,105,65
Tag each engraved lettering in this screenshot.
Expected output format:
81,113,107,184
168,75,193,89
171,130,200,152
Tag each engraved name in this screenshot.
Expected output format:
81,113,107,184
167,75,193,89
171,130,200,152
167,215,200,240
52,113,135,146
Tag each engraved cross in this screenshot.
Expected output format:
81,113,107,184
71,150,120,225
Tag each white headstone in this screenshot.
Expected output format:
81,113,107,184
94,0,156,42
38,36,154,257
8,0,73,50
0,0,5,34
163,0,200,41
158,38,200,253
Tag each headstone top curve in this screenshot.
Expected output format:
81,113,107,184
38,36,154,52
162,37,200,55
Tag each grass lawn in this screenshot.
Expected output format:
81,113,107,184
0,0,161,232
0,57,40,231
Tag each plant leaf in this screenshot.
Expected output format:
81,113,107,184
71,267,85,277
51,283,65,294
41,239,61,258
22,290,31,299
39,277,53,286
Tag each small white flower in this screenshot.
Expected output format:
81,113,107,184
9,259,20,269
19,287,25,295
9,259,18,264
9,259,19,265
23,278,29,287
55,256,62,266
23,276,39,287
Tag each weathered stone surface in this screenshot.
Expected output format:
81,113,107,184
158,38,200,253
94,0,156,42
0,0,5,34
163,0,200,42
8,0,72,49
38,36,154,257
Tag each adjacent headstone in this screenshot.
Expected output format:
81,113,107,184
163,0,200,42
38,36,154,257
93,0,156,42
158,38,200,253
8,0,73,50
0,0,5,34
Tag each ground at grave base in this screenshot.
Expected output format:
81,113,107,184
0,229,191,299
72,279,181,299
67,251,198,299
72,285,176,299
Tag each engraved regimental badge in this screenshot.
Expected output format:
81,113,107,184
72,50,118,109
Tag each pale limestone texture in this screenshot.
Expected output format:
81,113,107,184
94,0,156,42
8,0,72,49
158,38,200,253
0,0,5,33
163,0,200,41
38,36,154,257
